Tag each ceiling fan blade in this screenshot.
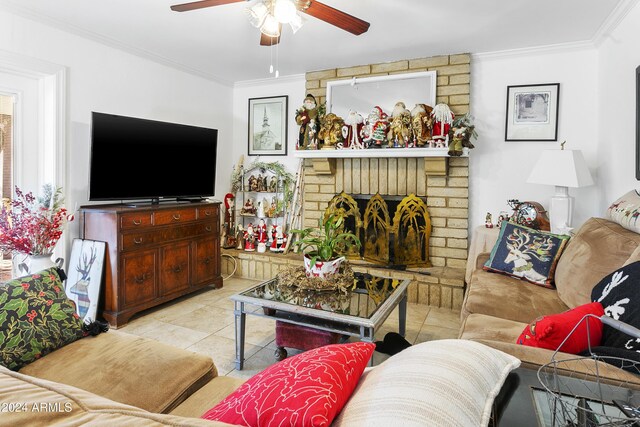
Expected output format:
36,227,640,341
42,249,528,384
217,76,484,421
302,1,370,35
170,0,245,12
260,26,282,46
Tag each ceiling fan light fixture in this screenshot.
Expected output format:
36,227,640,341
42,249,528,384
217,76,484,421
288,12,305,33
246,1,268,28
273,0,297,24
260,14,281,37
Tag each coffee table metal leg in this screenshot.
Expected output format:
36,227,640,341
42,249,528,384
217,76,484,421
234,301,246,370
398,291,407,337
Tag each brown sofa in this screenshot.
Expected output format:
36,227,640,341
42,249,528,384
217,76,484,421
1,330,244,426
460,217,640,379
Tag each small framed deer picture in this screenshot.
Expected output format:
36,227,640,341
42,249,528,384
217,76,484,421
65,239,106,323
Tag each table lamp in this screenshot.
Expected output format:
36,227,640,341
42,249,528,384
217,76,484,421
526,143,594,235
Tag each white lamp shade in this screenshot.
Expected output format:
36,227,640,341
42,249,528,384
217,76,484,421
527,149,594,188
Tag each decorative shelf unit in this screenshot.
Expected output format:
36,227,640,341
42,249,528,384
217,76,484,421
235,166,287,232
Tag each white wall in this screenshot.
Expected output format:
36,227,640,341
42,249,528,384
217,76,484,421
597,3,640,208
470,46,600,231
228,75,306,191
0,10,233,247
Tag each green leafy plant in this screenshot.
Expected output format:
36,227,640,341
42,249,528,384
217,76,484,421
291,214,361,266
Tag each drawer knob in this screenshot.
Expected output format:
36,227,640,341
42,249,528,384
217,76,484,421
204,210,212,216
134,273,149,284
133,237,144,244
172,214,181,221
203,257,211,265
133,219,142,225
173,265,183,273
205,226,212,232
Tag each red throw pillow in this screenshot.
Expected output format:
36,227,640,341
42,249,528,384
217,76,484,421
202,342,375,427
516,302,604,354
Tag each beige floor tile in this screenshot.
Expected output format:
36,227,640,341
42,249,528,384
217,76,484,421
188,334,261,376
164,306,235,334
146,298,208,321
136,322,210,349
415,325,460,343
423,307,461,330
118,317,167,336
224,346,304,381
214,315,276,348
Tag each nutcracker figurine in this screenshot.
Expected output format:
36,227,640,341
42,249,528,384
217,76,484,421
221,193,237,249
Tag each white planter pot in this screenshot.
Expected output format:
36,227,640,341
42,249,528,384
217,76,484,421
12,253,64,278
303,255,345,278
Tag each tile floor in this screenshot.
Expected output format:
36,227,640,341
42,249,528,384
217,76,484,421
119,277,461,380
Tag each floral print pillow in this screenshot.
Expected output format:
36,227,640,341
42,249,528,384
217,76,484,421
0,267,85,371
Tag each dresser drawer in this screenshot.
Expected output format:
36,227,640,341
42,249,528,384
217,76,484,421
198,206,218,221
120,212,153,229
154,208,197,225
122,231,158,251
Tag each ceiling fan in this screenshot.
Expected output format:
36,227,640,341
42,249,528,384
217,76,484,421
170,0,370,46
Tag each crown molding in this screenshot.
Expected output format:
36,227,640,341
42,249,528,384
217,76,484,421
0,1,233,86
473,40,595,62
592,0,638,46
234,73,305,88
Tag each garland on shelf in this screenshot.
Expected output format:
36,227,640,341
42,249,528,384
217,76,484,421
275,263,355,294
231,158,296,206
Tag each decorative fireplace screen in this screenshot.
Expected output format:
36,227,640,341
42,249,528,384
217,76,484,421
325,192,431,267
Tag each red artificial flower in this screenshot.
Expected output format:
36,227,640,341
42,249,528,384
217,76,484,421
38,291,45,297
0,185,72,255
21,283,29,290
53,286,60,293
46,300,53,306
26,310,37,322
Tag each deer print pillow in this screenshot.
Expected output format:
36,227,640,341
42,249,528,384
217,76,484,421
591,261,640,350
483,222,571,288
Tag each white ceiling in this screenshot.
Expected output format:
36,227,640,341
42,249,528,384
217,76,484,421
0,0,626,85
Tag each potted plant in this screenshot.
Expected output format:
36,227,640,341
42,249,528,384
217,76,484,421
291,214,361,278
0,184,72,276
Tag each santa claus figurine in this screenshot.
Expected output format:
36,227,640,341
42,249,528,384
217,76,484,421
361,106,388,148
244,223,256,252
341,110,365,149
270,225,287,252
430,103,454,148
387,102,411,148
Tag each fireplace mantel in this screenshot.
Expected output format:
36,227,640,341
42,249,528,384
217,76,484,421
293,147,469,159
296,148,469,176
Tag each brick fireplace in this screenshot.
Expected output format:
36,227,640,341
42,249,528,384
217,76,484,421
222,53,470,311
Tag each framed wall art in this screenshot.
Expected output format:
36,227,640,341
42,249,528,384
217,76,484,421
505,83,560,141
64,239,106,323
248,95,288,156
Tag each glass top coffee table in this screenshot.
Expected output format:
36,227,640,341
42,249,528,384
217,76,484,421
230,273,410,370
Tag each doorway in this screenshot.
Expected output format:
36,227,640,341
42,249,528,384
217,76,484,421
0,93,14,280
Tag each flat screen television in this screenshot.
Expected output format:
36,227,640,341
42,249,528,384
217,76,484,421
89,112,218,202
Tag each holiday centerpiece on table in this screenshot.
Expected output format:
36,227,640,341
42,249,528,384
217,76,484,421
0,184,73,277
291,214,361,278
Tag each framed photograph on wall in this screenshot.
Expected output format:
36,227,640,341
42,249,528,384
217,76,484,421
64,239,106,323
248,95,288,156
505,83,560,141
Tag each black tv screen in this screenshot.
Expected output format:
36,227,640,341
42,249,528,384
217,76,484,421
89,112,218,201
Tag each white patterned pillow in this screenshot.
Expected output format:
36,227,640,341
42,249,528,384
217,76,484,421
333,339,521,427
607,190,640,233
